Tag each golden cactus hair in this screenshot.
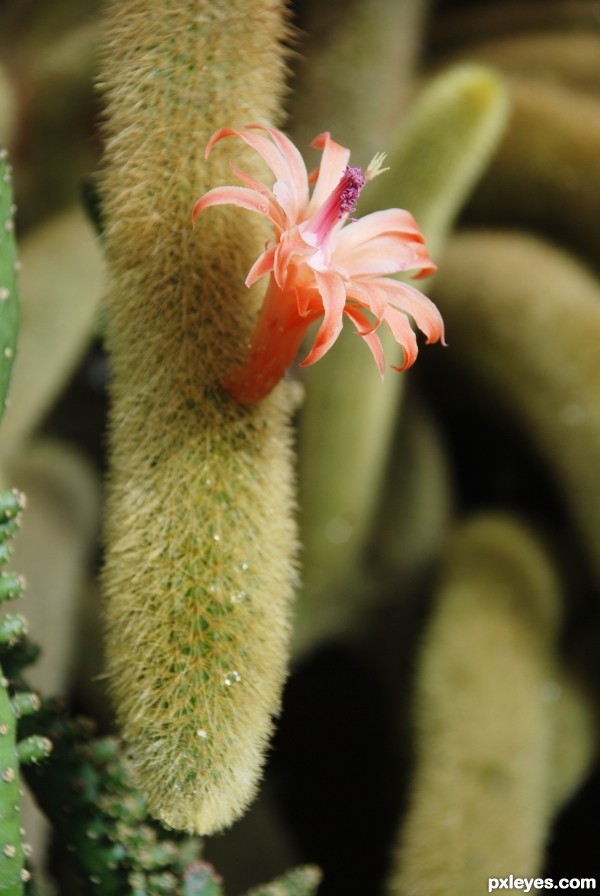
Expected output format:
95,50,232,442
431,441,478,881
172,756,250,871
98,0,298,834
388,515,562,895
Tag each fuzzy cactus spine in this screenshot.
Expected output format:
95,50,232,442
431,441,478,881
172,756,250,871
99,0,298,834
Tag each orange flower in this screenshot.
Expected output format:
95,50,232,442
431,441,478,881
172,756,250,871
193,126,444,405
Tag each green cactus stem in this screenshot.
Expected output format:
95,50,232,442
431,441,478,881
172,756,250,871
183,862,223,896
289,0,428,158
20,702,204,896
0,492,48,896
0,151,18,428
296,64,509,650
0,679,26,896
0,209,105,464
243,865,322,896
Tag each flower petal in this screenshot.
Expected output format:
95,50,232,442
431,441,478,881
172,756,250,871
334,234,433,278
344,281,386,333
247,125,309,213
343,305,385,376
371,278,446,345
336,208,424,249
208,126,312,221
382,305,419,370
300,271,346,366
245,245,276,287
192,186,283,229
308,132,351,214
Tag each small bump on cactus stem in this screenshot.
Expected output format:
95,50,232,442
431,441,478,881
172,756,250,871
0,489,25,522
16,735,52,765
0,571,25,602
0,542,13,566
10,692,41,719
0,614,27,646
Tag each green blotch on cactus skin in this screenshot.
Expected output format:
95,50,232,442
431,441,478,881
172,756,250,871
243,866,322,896
0,151,18,426
183,862,223,896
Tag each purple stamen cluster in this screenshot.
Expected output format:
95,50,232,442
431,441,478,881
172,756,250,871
339,166,366,215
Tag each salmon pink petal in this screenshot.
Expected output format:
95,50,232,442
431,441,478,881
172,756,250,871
206,127,304,219
192,186,284,229
372,278,446,344
300,271,346,366
334,233,433,278
247,125,309,212
382,305,419,370
345,281,386,333
245,246,276,287
344,305,385,376
229,163,278,204
410,242,438,279
308,132,351,214
334,209,424,253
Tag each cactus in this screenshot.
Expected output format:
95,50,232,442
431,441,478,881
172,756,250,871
0,151,18,428
470,78,600,269
289,0,429,158
295,64,510,650
99,0,298,834
0,489,51,896
0,208,105,464
19,702,206,896
243,865,322,896
431,230,600,588
387,515,562,895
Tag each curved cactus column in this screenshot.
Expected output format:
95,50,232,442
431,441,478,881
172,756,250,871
99,0,298,835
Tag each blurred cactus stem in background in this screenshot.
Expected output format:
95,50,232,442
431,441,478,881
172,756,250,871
99,0,299,835
296,64,509,650
433,231,600,591
387,515,594,896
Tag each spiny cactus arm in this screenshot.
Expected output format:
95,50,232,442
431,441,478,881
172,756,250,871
99,0,298,835
0,491,50,896
243,865,322,896
0,150,18,427
0,674,26,896
19,703,204,896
